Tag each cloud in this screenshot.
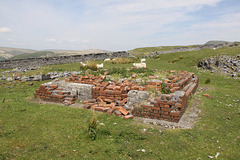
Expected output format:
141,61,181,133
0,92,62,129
0,27,11,33
102,0,222,14
81,40,90,43
68,39,77,42
192,12,240,29
0,0,238,50
45,38,57,42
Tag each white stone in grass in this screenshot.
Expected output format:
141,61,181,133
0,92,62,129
215,152,220,158
208,155,214,159
7,77,13,82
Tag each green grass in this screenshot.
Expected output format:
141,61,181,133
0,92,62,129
0,46,240,159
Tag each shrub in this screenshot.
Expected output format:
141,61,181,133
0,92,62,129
205,78,211,84
172,58,179,63
80,61,97,71
87,112,98,140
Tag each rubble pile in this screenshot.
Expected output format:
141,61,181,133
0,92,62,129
35,83,77,105
34,70,199,122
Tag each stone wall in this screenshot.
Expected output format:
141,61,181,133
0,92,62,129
0,51,129,69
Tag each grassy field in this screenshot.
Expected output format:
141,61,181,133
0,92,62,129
0,46,240,159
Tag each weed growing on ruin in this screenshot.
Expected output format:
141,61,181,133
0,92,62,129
161,83,171,94
108,67,128,78
87,111,98,140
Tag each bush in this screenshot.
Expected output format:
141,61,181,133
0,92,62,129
87,112,98,140
205,78,211,84
80,61,97,71
172,58,179,63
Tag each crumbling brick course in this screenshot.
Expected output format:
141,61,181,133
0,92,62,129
34,82,77,105
35,70,199,122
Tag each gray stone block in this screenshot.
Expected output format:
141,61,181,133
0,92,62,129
53,80,94,101
127,90,149,106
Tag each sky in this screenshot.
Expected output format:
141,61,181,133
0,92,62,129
0,0,240,51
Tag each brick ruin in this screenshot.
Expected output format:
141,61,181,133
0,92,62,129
34,70,199,122
35,83,77,105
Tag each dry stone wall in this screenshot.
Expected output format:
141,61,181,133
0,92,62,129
0,51,129,69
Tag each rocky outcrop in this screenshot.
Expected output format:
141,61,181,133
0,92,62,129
198,55,240,77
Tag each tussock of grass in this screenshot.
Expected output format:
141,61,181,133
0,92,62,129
106,58,135,64
80,60,97,71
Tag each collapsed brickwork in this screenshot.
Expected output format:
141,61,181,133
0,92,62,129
34,70,199,122
34,82,77,105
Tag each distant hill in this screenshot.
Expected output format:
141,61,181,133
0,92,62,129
0,47,36,60
11,51,56,59
1,40,238,60
0,47,112,60
128,45,200,57
11,49,113,60
204,40,231,45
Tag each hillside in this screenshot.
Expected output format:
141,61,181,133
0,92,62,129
11,49,113,60
0,45,239,159
128,41,240,57
10,51,56,59
0,47,36,60
204,40,231,45
0,47,113,60
128,45,200,57
1,40,237,60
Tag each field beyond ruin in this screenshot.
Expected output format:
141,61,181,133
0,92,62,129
0,46,240,159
